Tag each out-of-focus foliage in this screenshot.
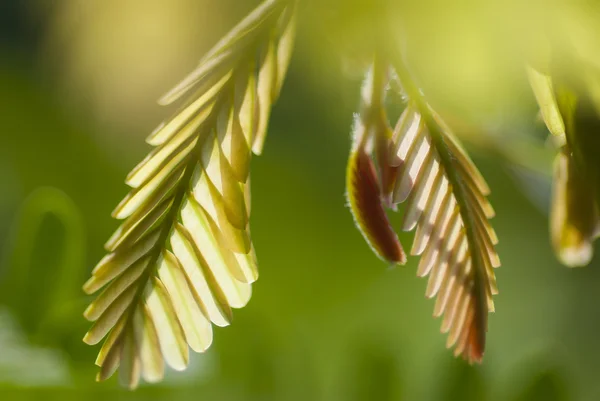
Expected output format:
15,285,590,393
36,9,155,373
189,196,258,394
512,369,571,401
2,0,600,400
527,49,600,266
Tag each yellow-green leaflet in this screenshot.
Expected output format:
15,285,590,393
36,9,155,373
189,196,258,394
386,57,500,363
83,0,297,388
527,65,566,142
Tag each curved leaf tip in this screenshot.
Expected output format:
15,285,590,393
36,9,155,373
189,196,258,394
346,59,407,266
347,145,407,265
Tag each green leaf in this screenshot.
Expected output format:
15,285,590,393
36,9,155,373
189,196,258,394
0,187,86,337
526,65,566,141
346,54,499,362
83,0,297,388
534,59,600,268
388,57,500,363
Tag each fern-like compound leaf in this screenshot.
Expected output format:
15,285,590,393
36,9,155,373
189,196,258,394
387,100,499,362
346,60,406,265
83,0,296,388
346,56,499,362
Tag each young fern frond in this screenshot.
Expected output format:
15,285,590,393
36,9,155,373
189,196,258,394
388,104,498,362
346,58,406,265
388,59,500,363
82,0,296,388
347,56,500,363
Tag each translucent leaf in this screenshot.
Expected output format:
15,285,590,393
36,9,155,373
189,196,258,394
347,145,406,265
388,101,499,363
348,58,500,363
83,0,296,388
527,65,566,139
346,61,406,265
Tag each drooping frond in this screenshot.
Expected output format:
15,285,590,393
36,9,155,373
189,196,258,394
380,57,498,363
346,59,406,265
386,102,499,362
345,56,499,362
82,0,297,388
527,63,600,267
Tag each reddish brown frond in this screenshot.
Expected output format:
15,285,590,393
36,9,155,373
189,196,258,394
347,146,406,264
346,60,406,265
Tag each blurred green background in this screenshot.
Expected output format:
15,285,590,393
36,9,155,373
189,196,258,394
2,0,600,400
